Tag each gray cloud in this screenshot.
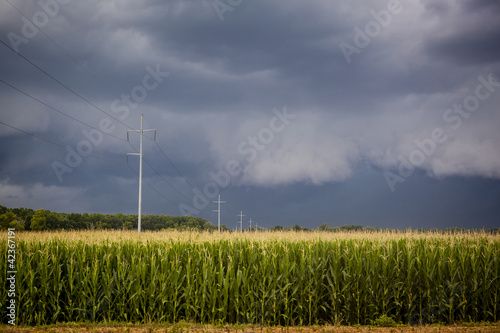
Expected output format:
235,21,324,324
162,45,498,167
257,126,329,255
1,0,499,228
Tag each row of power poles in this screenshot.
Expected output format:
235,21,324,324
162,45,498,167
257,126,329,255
212,198,261,232
127,115,261,233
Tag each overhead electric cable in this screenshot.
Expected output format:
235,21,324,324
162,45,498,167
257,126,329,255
0,78,126,142
152,138,198,191
0,120,65,149
0,120,123,165
0,39,133,130
127,164,177,205
1,5,201,206
2,31,200,199
127,141,193,201
5,0,122,98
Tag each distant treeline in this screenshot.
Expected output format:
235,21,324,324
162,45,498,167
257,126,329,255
0,205,218,231
272,223,500,234
1,204,498,233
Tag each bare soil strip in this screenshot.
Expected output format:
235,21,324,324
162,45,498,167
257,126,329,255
1,325,500,333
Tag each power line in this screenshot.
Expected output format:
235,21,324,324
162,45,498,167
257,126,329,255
0,120,123,165
127,164,177,205
127,141,193,202
0,120,65,149
1,8,202,211
0,78,126,142
152,137,198,191
1,38,196,204
143,158,193,201
0,39,133,130
4,0,122,98
1,6,200,204
2,35,199,201
0,119,182,214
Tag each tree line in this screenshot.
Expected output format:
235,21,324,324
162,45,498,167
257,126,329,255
0,205,218,231
1,204,498,233
271,223,499,234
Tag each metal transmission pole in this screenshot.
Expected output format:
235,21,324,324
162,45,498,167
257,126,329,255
213,194,225,232
248,218,253,231
127,114,156,233
238,211,245,232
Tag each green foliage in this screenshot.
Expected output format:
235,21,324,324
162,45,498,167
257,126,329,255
2,205,499,234
292,224,306,231
122,221,133,230
30,209,47,230
372,315,398,327
0,211,17,229
316,222,498,234
1,233,498,326
0,205,217,231
97,220,110,229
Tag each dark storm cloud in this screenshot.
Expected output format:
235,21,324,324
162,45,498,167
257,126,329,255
426,31,500,66
1,0,499,228
422,0,500,67
464,0,500,12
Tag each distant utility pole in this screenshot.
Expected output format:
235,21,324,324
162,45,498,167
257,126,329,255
248,218,253,231
127,114,156,233
238,211,245,232
213,194,225,232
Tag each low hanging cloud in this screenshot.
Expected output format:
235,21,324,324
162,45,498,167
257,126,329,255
241,135,359,186
205,72,500,188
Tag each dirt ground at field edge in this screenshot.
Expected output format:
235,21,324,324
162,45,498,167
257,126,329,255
1,326,500,333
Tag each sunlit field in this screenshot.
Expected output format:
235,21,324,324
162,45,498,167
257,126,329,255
11,228,498,243
1,230,499,327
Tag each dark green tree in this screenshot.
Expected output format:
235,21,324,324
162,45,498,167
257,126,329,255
0,211,16,229
123,221,133,230
318,223,328,231
30,209,47,231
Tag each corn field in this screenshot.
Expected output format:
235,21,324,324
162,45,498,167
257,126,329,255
1,230,499,326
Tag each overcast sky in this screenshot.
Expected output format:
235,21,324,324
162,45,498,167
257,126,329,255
1,0,499,230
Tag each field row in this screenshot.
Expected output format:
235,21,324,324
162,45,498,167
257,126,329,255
1,231,499,326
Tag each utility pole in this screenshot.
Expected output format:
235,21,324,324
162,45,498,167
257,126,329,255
238,211,245,232
127,114,155,233
213,194,225,232
248,218,253,231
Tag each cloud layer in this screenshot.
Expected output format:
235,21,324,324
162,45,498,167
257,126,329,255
1,0,499,227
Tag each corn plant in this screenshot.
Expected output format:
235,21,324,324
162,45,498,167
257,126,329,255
0,230,498,326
